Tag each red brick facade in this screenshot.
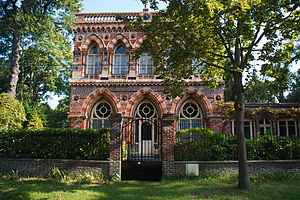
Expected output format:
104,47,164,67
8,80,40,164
69,9,226,175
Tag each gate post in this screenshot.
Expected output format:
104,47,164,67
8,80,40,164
109,113,122,179
162,114,176,175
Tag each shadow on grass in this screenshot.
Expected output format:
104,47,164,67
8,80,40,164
1,176,300,200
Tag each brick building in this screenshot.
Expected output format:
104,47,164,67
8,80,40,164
69,9,299,178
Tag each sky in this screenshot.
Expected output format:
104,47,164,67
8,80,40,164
81,0,167,13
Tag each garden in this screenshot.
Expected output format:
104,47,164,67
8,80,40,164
1,171,300,200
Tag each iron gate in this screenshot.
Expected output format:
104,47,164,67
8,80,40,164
121,118,162,181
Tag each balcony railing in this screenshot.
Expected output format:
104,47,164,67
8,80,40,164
76,12,141,23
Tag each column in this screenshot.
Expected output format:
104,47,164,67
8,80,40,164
109,113,122,178
161,114,176,175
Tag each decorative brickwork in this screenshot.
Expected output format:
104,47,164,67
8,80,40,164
109,113,122,177
70,9,225,179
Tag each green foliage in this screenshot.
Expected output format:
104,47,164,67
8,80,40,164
48,167,104,184
129,0,299,97
0,128,110,160
1,173,300,199
0,93,26,129
0,0,81,100
175,128,237,161
49,167,67,181
175,128,300,161
246,135,300,160
122,140,128,161
0,170,20,181
287,69,300,103
45,96,70,128
27,113,44,130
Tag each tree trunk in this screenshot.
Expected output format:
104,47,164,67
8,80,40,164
233,71,250,190
7,30,21,97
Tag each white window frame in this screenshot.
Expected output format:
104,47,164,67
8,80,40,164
90,99,112,129
259,118,271,136
139,54,153,74
277,119,298,137
86,44,101,75
177,98,203,131
113,45,128,75
230,119,255,139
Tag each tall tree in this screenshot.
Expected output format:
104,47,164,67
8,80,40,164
0,0,80,97
287,69,300,103
128,0,299,189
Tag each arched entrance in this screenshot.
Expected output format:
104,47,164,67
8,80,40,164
121,99,162,181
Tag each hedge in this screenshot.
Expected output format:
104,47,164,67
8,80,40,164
0,128,110,160
175,128,300,161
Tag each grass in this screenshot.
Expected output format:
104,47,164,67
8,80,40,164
1,173,299,200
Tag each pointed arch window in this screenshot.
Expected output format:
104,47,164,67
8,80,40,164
177,98,203,130
87,43,101,74
113,45,128,74
91,99,112,129
139,54,153,74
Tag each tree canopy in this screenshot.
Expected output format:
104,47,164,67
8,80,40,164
0,0,81,99
128,0,299,189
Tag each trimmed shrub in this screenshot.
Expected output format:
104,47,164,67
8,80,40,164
0,93,26,129
0,128,110,160
175,128,300,161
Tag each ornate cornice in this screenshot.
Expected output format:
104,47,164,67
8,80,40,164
70,81,205,87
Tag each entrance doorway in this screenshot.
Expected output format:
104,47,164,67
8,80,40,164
121,101,162,180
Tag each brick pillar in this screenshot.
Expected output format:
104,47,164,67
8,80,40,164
109,113,122,178
162,114,176,175
207,115,225,133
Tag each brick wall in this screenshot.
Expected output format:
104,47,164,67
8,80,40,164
174,160,300,175
0,158,111,179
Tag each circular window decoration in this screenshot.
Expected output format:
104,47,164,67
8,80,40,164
78,36,83,41
104,35,109,40
138,102,155,118
121,95,127,101
74,96,79,101
216,95,222,101
95,102,111,119
182,102,199,118
143,14,150,21
165,95,171,101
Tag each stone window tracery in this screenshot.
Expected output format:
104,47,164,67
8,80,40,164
91,99,112,129
178,98,203,130
87,43,101,74
113,45,128,74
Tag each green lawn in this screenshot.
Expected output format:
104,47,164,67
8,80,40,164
1,174,299,200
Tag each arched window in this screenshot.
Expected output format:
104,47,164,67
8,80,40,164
87,43,101,74
178,98,203,130
136,101,157,119
139,54,153,74
133,100,160,151
91,99,112,129
113,45,127,74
